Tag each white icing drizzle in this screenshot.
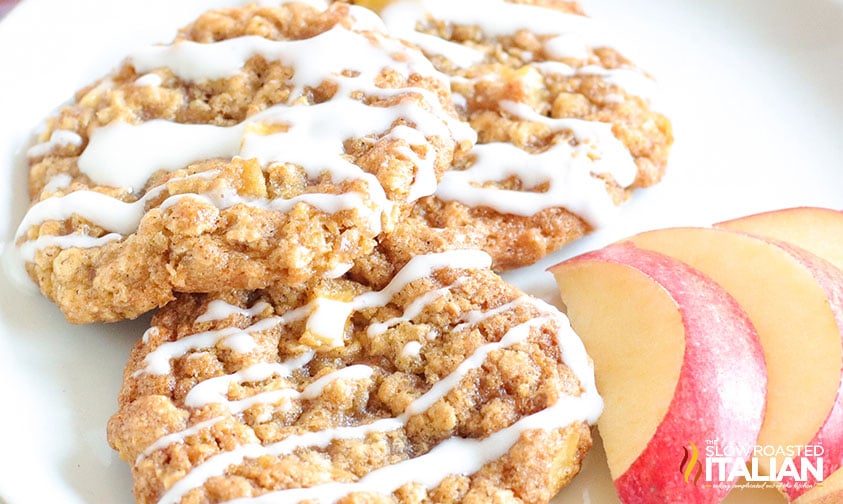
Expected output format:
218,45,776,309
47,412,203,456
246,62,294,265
18,190,148,237
137,251,491,376
196,300,272,324
343,4,390,33
381,0,610,68
532,62,656,102
17,232,123,262
131,25,406,92
603,93,625,104
157,416,405,504
133,72,163,87
436,141,615,224
126,22,471,142
302,365,374,399
384,125,438,203
26,129,83,159
160,184,383,234
158,309,599,504
135,416,227,465
453,296,533,333
132,4,386,84
134,251,600,503
79,120,239,192
543,32,590,60
155,315,564,504
134,312,308,377
15,171,220,255
451,91,467,110
137,293,359,379
190,378,302,415
380,0,486,69
367,277,465,337
404,315,550,416
380,0,650,227
401,341,422,358
142,327,159,345
304,297,354,348
183,351,315,410
17,20,473,265
435,100,636,225
41,173,73,194
228,393,600,504
137,326,241,377
390,0,606,39
500,100,637,187
219,331,258,354
412,32,486,69
355,249,492,310
18,95,460,258
324,261,354,279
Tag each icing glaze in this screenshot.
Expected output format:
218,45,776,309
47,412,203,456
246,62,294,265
401,340,422,358
434,99,637,225
499,100,637,188
16,10,472,270
16,170,221,259
130,251,601,503
531,61,656,102
196,300,272,324
367,279,463,337
381,0,650,227
380,0,601,71
133,72,164,87
26,129,83,159
303,297,355,348
135,416,227,465
40,173,73,194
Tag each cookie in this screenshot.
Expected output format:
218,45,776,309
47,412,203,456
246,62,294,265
370,0,673,270
107,249,601,503
14,1,473,323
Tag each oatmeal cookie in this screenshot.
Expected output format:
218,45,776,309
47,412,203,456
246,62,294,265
371,0,673,270
107,249,600,503
15,1,473,323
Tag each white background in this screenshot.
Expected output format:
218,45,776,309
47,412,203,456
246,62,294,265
0,0,840,502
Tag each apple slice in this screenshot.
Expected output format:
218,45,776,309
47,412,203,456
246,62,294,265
550,242,766,504
627,227,843,500
715,206,843,272
795,465,843,504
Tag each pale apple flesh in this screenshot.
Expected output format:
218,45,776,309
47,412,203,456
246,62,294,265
716,207,843,500
627,227,843,500
551,242,767,504
795,463,843,504
716,207,843,272
772,240,843,500
554,250,685,479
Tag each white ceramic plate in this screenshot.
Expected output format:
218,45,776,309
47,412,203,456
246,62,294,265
0,0,840,502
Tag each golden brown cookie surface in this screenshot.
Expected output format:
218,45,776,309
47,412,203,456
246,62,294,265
107,250,600,503
15,1,471,323
374,0,673,270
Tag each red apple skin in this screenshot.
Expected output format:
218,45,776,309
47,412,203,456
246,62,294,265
767,239,843,501
715,207,843,272
563,242,767,504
